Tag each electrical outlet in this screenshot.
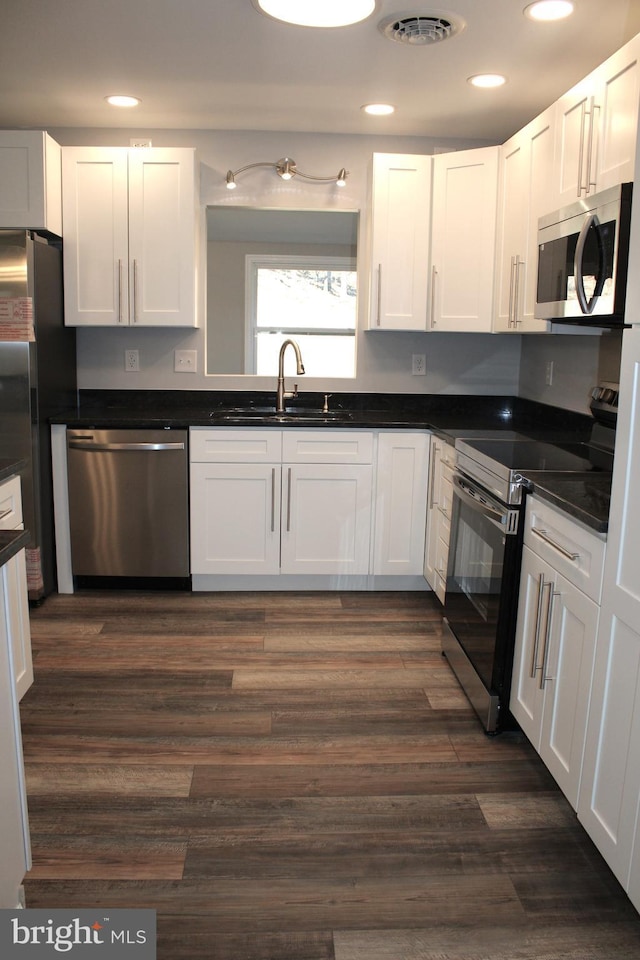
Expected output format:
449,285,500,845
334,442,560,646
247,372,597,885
545,360,554,386
124,349,139,372
174,349,197,373
130,138,152,148
412,354,426,376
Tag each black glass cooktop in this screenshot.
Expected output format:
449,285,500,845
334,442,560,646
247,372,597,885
460,438,608,473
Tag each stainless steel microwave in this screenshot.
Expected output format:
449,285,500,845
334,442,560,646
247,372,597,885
536,182,632,326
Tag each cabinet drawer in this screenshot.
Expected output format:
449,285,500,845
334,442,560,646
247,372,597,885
0,475,22,530
190,427,282,463
524,496,605,602
282,430,373,464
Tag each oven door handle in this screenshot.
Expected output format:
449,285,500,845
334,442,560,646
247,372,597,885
452,474,518,534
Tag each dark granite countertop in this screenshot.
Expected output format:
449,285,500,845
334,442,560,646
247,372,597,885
51,389,609,533
0,459,27,485
0,528,30,567
526,473,611,535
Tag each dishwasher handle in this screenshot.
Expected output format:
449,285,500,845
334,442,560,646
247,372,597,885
68,439,185,452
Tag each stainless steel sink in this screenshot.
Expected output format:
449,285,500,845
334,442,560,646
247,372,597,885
209,408,352,423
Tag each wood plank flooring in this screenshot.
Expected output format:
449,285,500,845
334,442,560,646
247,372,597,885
20,589,640,959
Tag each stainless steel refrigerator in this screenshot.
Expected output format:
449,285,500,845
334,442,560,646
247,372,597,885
0,230,76,600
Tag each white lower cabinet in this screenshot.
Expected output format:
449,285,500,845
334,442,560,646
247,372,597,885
0,475,33,700
190,428,374,579
373,432,430,576
281,462,372,575
511,497,604,809
424,437,455,603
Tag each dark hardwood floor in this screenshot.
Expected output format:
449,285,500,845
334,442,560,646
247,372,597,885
19,589,640,959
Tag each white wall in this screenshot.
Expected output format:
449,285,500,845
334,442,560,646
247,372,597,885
51,126,524,396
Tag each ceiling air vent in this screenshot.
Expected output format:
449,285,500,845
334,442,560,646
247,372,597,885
379,13,464,45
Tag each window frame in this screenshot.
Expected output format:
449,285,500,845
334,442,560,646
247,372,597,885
244,253,357,375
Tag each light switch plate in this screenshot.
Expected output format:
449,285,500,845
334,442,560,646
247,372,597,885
175,349,197,373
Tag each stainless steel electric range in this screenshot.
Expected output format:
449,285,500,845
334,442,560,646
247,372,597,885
441,384,617,733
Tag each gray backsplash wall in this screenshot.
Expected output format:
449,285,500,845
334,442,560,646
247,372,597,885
518,330,623,415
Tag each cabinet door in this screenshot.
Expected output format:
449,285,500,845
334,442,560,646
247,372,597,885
423,439,441,590
0,564,30,907
373,433,429,576
281,463,372,574
190,462,281,575
0,131,61,235
592,35,640,193
3,551,33,701
578,327,640,900
494,134,528,332
555,35,640,205
510,545,549,746
128,149,196,327
62,147,129,326
539,573,598,809
430,147,499,332
368,154,431,331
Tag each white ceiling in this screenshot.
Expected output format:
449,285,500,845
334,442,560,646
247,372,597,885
2,0,639,142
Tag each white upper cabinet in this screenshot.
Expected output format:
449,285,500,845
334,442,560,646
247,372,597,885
368,153,432,331
62,147,197,327
555,34,640,206
493,108,555,333
430,146,499,332
0,131,62,235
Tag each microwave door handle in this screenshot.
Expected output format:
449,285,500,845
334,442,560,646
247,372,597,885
574,213,604,315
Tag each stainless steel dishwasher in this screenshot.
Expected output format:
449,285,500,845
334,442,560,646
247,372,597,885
66,428,189,578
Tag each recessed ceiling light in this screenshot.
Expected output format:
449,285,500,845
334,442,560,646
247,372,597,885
524,1,574,21
105,95,140,108
253,0,375,28
362,103,395,116
468,74,507,89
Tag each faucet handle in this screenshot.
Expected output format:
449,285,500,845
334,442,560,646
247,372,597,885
323,394,332,413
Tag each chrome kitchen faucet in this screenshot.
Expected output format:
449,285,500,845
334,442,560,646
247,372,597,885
276,339,305,412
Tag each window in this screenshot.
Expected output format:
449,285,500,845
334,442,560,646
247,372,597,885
245,254,357,376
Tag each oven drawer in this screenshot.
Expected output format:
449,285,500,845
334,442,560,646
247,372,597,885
524,496,605,603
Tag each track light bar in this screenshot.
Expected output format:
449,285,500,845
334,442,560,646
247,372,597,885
225,157,348,189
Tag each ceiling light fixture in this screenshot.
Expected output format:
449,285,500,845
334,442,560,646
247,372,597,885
524,1,574,21
225,158,348,190
105,95,140,107
362,103,395,116
254,0,375,28
468,74,507,89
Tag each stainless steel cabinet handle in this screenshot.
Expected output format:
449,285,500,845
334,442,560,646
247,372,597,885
531,526,580,561
0,507,13,521
430,265,438,328
132,259,139,323
508,256,516,328
578,99,588,197
540,584,559,690
513,255,523,327
271,467,276,533
286,467,292,532
586,103,600,192
117,259,124,323
376,263,382,326
68,441,185,451
530,571,546,679
428,444,439,510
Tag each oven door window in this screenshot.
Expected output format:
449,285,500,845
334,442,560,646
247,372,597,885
445,491,506,690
